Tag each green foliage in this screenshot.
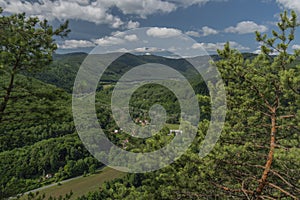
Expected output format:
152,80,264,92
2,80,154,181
76,10,300,200
0,8,70,118
29,53,87,93
31,53,206,94
129,84,181,124
24,190,73,200
214,12,300,198
0,55,205,198
0,134,102,198
0,75,74,151
2,8,299,200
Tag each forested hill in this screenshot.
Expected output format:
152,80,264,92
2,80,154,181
1,51,299,199
30,52,256,93
0,74,74,152
0,52,212,198
0,73,105,198
29,52,88,93
1,8,300,199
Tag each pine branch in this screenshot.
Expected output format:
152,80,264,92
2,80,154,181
267,182,298,199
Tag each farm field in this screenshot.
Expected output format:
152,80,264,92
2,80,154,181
19,167,125,199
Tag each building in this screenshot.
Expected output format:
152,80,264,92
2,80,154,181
169,130,183,135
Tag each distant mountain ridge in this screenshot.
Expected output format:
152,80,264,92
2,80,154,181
29,52,259,93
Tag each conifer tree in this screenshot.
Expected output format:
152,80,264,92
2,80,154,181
214,10,300,199
0,8,70,120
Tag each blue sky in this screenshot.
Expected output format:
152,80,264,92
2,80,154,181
1,0,300,55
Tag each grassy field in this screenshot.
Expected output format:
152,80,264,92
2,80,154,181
20,167,125,200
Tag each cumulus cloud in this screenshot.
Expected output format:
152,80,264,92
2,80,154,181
0,0,227,27
276,0,300,14
201,26,219,36
185,27,218,37
127,20,140,29
292,44,300,50
58,30,140,49
0,0,176,25
94,36,125,46
59,40,95,49
0,0,125,28
111,17,124,29
170,0,210,7
225,21,268,34
124,34,139,41
105,0,177,17
146,27,182,38
192,41,249,51
252,49,262,54
94,32,139,46
185,31,201,37
192,43,220,51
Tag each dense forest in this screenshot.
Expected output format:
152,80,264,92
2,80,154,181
0,7,299,200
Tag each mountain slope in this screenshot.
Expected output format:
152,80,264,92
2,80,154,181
0,74,74,152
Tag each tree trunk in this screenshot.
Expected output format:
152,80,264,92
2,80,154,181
255,112,276,197
0,73,15,121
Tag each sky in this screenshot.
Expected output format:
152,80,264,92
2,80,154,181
1,0,300,55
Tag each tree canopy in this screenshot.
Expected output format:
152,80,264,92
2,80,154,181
77,10,300,200
0,7,70,119
0,8,299,200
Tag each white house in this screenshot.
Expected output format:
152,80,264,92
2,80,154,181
169,130,183,135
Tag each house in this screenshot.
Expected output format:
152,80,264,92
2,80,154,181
169,130,183,135
45,173,53,179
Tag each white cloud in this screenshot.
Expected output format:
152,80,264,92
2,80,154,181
185,27,218,37
59,40,95,49
146,27,182,38
127,20,140,29
106,0,177,17
0,0,227,26
59,0,90,5
201,26,219,36
253,49,261,54
58,30,139,49
0,0,177,23
0,0,125,28
94,36,125,46
192,43,222,51
225,21,268,34
111,31,127,37
253,45,280,55
94,32,139,46
276,0,300,14
185,31,201,37
170,0,209,7
124,34,139,41
227,41,250,51
192,41,249,51
111,17,124,28
292,44,300,50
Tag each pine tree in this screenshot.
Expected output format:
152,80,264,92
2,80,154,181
214,10,300,199
0,8,70,120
